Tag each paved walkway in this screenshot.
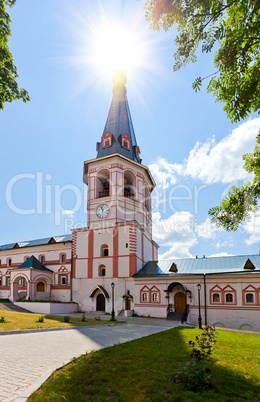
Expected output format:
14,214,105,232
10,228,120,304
0,319,186,402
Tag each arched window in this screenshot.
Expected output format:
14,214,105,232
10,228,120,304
60,253,66,263
98,265,106,277
121,134,131,150
142,292,148,302
124,171,135,199
97,170,110,198
36,282,45,292
7,258,12,267
101,244,109,257
102,132,112,148
246,293,254,303
152,292,159,302
213,293,220,302
226,293,233,303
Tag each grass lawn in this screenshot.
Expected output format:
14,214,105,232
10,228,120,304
28,327,260,401
0,308,117,331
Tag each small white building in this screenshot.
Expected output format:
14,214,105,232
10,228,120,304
0,69,259,331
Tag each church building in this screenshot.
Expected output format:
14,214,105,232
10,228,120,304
0,70,259,331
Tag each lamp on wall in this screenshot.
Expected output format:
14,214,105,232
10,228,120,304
111,282,115,320
196,283,202,329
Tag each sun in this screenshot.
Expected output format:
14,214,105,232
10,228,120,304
92,24,143,76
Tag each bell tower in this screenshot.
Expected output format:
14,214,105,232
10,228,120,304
72,70,159,312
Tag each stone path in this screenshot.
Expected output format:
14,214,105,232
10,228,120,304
0,320,184,401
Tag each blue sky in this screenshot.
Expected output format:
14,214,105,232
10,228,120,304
1,0,260,259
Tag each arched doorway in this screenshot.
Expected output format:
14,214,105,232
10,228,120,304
36,282,45,292
174,292,186,312
96,293,105,311
125,296,131,310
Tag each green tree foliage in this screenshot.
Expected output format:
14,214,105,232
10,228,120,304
143,0,260,230
0,0,30,110
143,0,260,123
209,132,260,231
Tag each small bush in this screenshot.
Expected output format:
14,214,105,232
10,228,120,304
175,360,212,392
175,326,216,392
36,316,44,323
190,325,216,361
64,316,70,322
95,317,101,321
0,315,6,323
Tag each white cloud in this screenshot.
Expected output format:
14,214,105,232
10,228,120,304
184,118,260,184
244,212,260,245
149,157,182,190
208,252,234,258
196,218,222,239
61,210,75,217
152,211,197,259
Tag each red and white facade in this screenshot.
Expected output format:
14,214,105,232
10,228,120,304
71,152,159,313
0,69,259,331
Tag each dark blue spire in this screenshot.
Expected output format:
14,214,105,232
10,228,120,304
96,69,141,163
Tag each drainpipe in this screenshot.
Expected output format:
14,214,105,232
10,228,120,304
70,249,73,302
203,274,207,325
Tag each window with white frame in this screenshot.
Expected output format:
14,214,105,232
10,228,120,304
6,276,10,287
58,274,68,286
102,133,112,148
225,293,233,303
142,292,148,302
98,265,106,277
60,253,66,263
152,292,159,302
212,293,220,303
7,258,11,267
0,277,2,286
101,244,109,257
246,293,254,303
121,134,130,150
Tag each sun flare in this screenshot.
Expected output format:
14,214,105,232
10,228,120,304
93,24,142,75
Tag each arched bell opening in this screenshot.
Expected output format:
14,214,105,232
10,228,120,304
97,170,110,198
123,171,135,199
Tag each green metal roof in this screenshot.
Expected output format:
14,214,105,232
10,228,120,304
12,256,53,272
133,254,260,278
0,234,72,251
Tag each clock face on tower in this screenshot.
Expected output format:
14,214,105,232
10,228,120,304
96,204,110,219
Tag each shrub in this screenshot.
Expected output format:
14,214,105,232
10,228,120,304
36,316,44,323
189,325,216,361
175,360,212,392
175,326,216,392
0,315,6,323
64,316,70,322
